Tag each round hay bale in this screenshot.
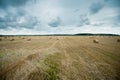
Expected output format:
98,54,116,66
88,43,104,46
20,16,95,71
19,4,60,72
27,39,31,41
93,39,99,43
4,36,7,39
117,39,120,42
22,37,25,39
56,39,59,40
49,37,52,39
0,38,2,41
10,39,14,41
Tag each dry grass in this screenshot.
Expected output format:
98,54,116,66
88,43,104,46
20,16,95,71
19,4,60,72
0,36,120,80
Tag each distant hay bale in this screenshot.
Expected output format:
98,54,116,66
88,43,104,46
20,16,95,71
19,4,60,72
10,39,14,41
4,36,7,39
117,39,120,42
0,38,2,41
49,37,52,39
93,39,99,43
27,39,31,41
22,37,25,39
56,39,59,40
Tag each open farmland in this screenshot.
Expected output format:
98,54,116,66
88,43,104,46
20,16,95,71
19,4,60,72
0,36,120,80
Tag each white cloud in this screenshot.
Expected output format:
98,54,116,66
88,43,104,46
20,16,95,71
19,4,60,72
0,24,120,35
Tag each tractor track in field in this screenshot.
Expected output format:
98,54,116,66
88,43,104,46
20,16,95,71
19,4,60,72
59,37,72,68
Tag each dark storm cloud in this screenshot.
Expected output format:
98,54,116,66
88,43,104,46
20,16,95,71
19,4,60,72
0,10,23,29
0,14,17,22
78,14,90,26
116,15,120,22
89,0,120,15
104,0,120,8
0,23,7,29
0,13,39,29
48,17,61,27
0,0,29,8
0,0,39,29
89,2,104,15
0,13,17,29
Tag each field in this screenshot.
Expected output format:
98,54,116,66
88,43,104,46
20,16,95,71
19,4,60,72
0,36,120,80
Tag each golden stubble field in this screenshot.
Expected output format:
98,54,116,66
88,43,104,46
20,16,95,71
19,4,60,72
0,36,120,80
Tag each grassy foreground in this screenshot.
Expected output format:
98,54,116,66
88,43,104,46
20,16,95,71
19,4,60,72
0,36,120,80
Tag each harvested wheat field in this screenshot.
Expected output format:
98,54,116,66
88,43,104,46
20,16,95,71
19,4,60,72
0,36,120,80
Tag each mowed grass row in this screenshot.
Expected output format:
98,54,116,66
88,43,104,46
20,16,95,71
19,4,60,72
0,36,120,80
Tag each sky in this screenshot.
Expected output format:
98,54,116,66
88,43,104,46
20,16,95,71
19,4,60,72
0,0,120,35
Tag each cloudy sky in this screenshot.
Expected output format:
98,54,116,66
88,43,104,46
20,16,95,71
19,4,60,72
0,0,120,35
